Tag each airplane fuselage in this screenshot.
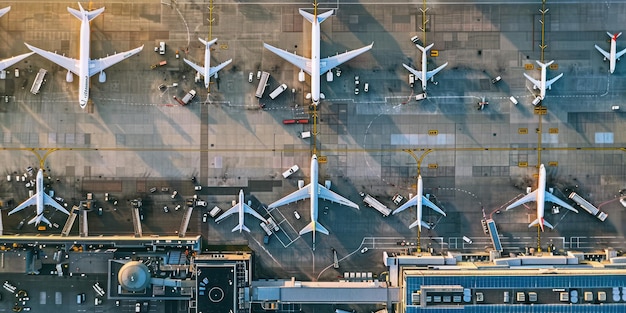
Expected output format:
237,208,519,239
539,65,547,100
78,11,90,108
309,155,320,246
416,175,424,232
610,36,617,73
419,48,428,91
35,169,45,218
237,190,245,232
310,17,321,104
536,165,547,230
203,42,211,88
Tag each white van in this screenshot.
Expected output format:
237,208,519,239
158,42,166,55
269,83,288,99
509,96,518,105
531,97,541,106
282,165,299,178
415,93,427,101
209,206,221,218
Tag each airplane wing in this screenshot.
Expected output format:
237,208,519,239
208,59,233,78
263,43,312,75
523,73,541,90
594,45,611,60
402,64,423,81
8,194,38,215
0,7,10,18
43,193,70,215
183,58,205,75
215,203,240,223
422,196,446,216
319,43,374,74
505,190,538,211
25,43,79,75
317,185,359,209
88,45,144,77
616,47,626,60
243,203,267,223
425,63,448,81
268,184,311,209
545,193,578,213
393,195,417,215
545,73,563,89
0,52,34,72
392,194,445,216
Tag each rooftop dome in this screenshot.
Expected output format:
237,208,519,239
118,261,151,291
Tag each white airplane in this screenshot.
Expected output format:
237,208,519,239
392,175,446,232
183,38,232,89
268,154,359,250
25,2,144,109
0,7,35,71
263,4,373,105
523,60,563,100
505,164,578,231
595,32,626,74
215,189,267,233
402,43,448,91
8,169,70,227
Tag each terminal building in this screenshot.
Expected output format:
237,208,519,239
3,234,626,312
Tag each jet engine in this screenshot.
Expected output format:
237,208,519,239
99,71,106,83
66,70,73,82
298,69,305,82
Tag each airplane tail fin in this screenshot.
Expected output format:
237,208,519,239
536,60,555,68
409,220,431,230
28,215,52,227
300,8,333,24
232,223,250,233
529,217,554,231
68,3,104,21
199,38,218,48
609,32,622,40
299,221,329,236
416,43,435,53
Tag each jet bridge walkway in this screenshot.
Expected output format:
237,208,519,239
132,207,143,237
79,205,88,237
178,207,193,237
61,205,80,236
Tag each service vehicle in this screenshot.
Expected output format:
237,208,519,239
255,71,270,98
179,90,196,105
269,83,288,99
282,165,300,178
362,193,392,216
158,41,166,55
209,206,221,217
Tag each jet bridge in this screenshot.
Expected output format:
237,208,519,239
79,204,88,237
178,206,193,237
131,207,143,237
61,205,80,236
